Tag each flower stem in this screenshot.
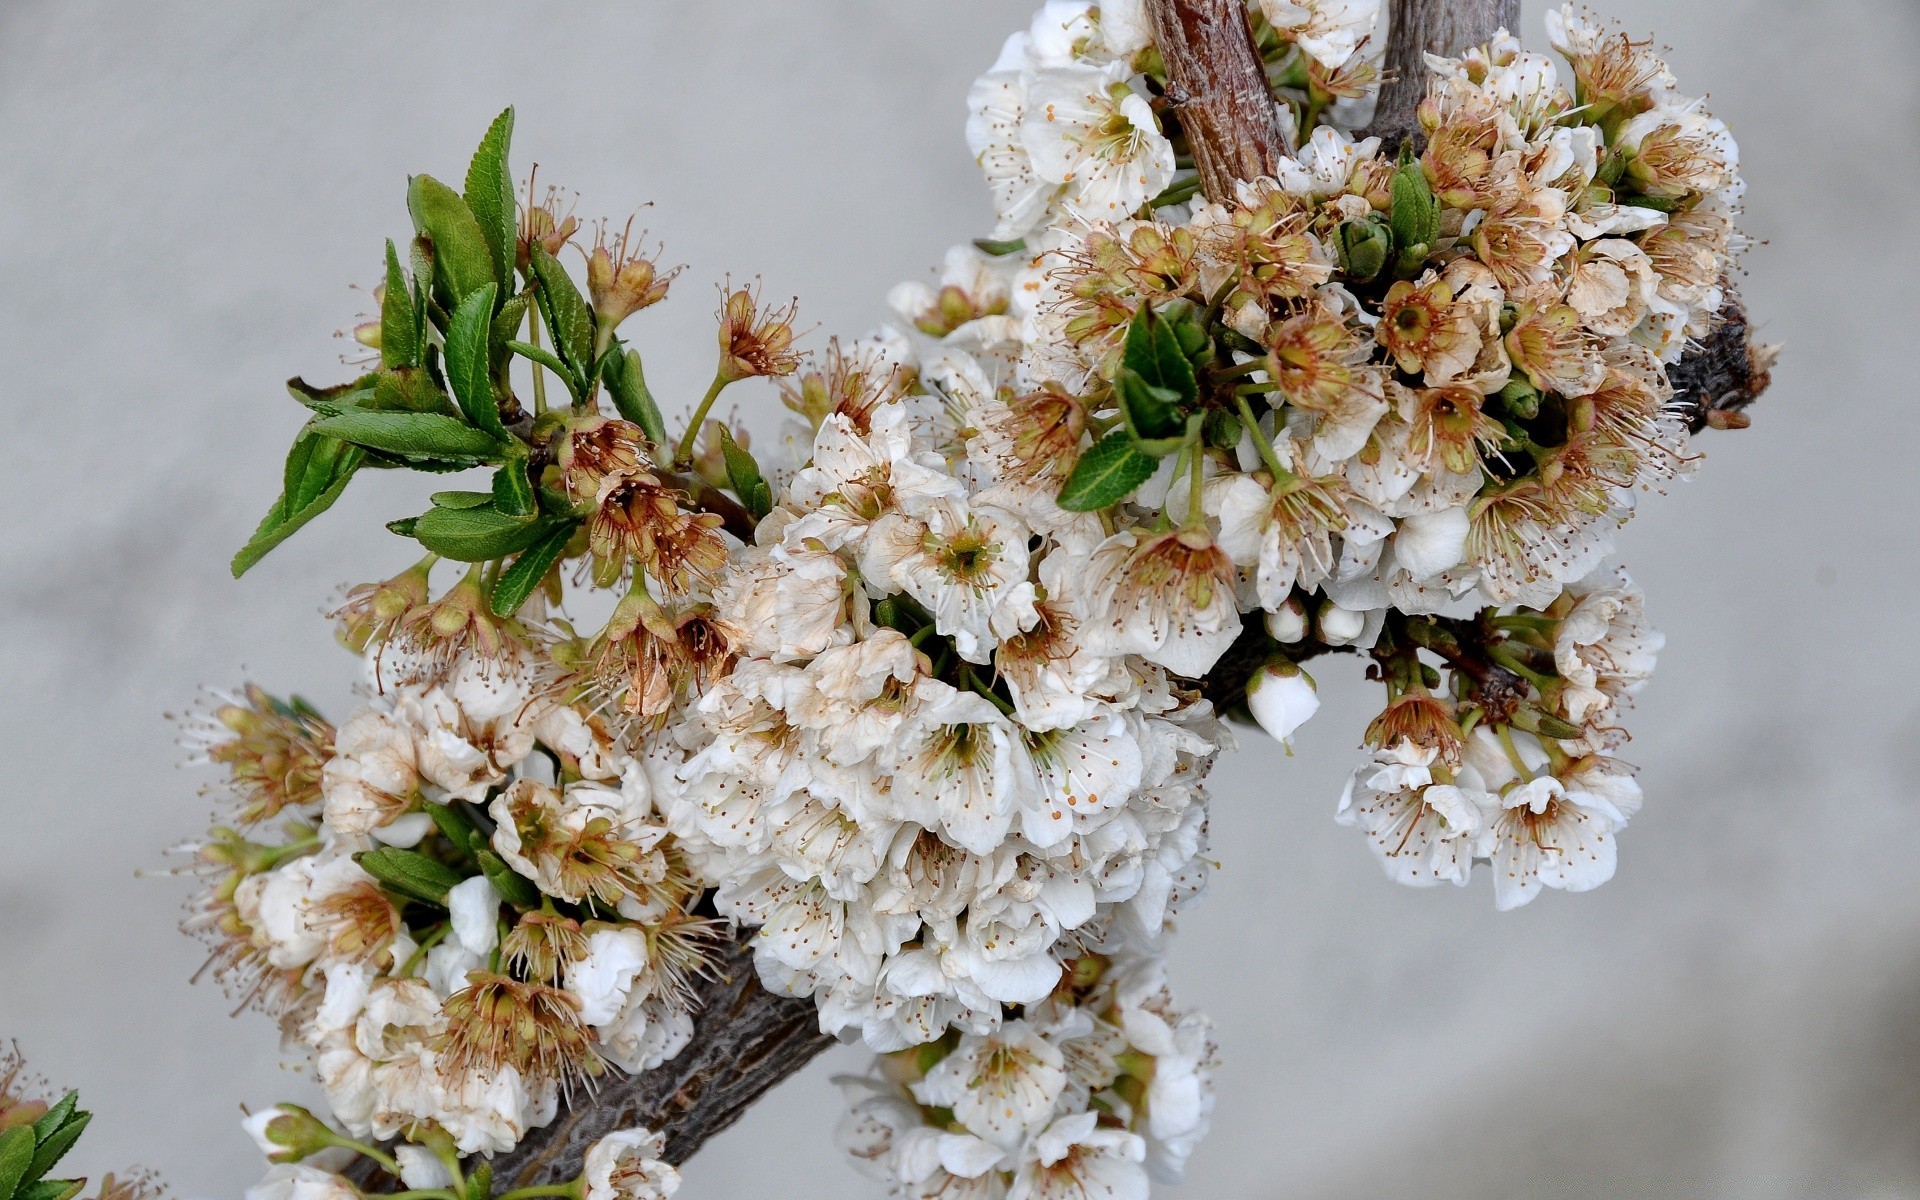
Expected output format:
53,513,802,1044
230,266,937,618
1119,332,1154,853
674,369,733,470
497,1183,586,1200
527,308,549,418
1233,394,1297,485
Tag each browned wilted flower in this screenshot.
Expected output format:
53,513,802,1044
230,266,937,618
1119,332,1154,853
587,217,679,330
1403,384,1507,476
332,559,432,658
0,1043,46,1129
1365,687,1464,764
974,383,1087,491
562,414,651,502
1505,296,1606,398
571,589,735,727
1194,189,1330,308
1264,305,1379,419
439,971,604,1093
717,285,802,382
517,168,579,271
588,472,729,596
310,880,402,968
187,685,335,826
781,337,915,434
1377,274,1483,383
491,778,676,910
503,909,590,986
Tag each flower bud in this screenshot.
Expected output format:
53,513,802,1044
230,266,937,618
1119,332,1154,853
1264,598,1309,644
1317,600,1366,645
1335,217,1392,282
242,1105,337,1164
1247,660,1320,743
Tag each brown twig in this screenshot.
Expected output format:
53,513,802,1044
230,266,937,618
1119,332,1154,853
1366,0,1520,147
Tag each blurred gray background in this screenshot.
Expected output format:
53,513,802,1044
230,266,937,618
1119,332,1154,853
2,1,1916,1196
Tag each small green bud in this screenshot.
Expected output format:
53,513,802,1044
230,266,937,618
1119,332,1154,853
1335,217,1392,282
1202,406,1242,449
1497,376,1542,420
1389,153,1441,275
242,1105,339,1164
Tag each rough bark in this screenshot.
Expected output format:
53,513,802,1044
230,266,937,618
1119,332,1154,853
1366,0,1521,146
1146,0,1289,199
486,934,834,1183
343,3,1769,1188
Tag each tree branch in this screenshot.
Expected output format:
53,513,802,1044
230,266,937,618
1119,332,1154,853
342,5,1770,1189
1366,0,1521,146
1146,0,1289,200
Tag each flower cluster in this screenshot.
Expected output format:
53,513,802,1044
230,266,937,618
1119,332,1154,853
836,951,1214,1199
177,2,1755,1195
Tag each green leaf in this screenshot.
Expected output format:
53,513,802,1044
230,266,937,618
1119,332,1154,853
356,847,466,906
508,340,579,399
371,366,455,415
602,348,666,445
232,432,365,577
1122,305,1198,410
0,1126,37,1200
310,410,506,463
463,107,516,290
410,503,553,562
489,520,578,617
717,425,772,521
286,375,375,413
15,1179,84,1200
529,244,594,375
29,1096,77,1146
491,461,535,517
424,801,481,857
445,283,506,437
973,237,1027,256
476,848,541,908
380,240,421,368
408,174,495,306
490,294,531,363
1117,370,1185,446
430,490,495,510
23,1110,88,1188
1056,430,1160,512
465,1162,493,1200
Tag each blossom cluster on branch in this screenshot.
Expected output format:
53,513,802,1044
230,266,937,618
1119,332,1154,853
169,3,1752,1197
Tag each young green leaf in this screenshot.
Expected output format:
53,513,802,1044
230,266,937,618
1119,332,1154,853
231,433,366,577
0,1126,36,1200
380,240,421,368
491,461,536,517
717,425,773,520
529,244,594,375
1056,430,1161,512
429,490,495,510
490,293,531,364
465,1162,494,1200
1123,304,1199,408
16,1179,86,1200
507,340,582,401
602,347,666,446
410,503,553,562
23,1110,89,1188
463,107,516,290
445,283,506,437
310,410,506,463
355,847,466,906
424,801,481,858
407,174,495,306
475,848,542,908
371,366,455,416
489,520,578,617
1117,369,1185,446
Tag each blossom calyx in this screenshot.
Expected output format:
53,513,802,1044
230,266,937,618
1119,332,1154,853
242,1104,338,1164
